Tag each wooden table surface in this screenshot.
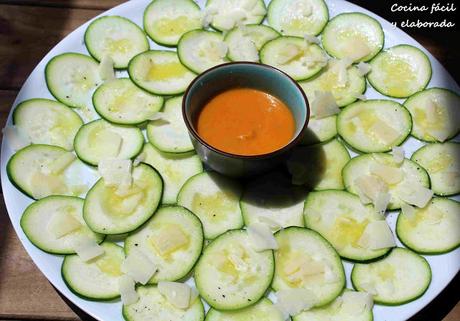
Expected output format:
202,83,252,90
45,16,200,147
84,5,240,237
0,1,458,320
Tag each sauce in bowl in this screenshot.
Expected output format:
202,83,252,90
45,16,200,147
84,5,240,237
196,88,295,156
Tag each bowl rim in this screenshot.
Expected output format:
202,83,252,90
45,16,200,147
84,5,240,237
182,61,310,160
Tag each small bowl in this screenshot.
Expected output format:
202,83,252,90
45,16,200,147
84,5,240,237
182,62,310,178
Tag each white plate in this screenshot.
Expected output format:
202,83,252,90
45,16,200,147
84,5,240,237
1,0,459,320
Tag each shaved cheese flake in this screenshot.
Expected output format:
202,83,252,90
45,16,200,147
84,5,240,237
369,162,404,185
401,202,416,220
357,220,396,250
301,53,328,68
99,55,115,82
158,281,192,309
215,9,247,30
332,58,353,87
312,91,340,119
119,275,139,305
373,192,391,215
276,44,301,65
73,236,104,261
98,158,132,189
303,34,321,45
97,130,123,157
121,250,157,285
357,61,372,76
201,6,218,28
354,175,389,204
247,222,278,251
47,209,82,239
370,120,400,145
2,125,30,151
42,152,76,175
341,291,374,315
133,151,146,167
399,182,433,208
391,146,405,165
274,288,317,318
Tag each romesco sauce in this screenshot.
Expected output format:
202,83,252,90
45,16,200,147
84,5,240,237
196,88,296,156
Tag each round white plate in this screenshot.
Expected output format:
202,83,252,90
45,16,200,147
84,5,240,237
1,0,459,320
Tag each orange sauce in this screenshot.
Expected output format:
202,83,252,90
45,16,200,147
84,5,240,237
196,88,296,156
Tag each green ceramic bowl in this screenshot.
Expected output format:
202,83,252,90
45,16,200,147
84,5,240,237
183,62,310,177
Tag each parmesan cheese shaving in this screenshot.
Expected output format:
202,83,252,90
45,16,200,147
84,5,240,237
73,236,104,262
391,146,405,165
247,222,278,251
332,58,353,87
340,291,374,315
303,34,321,45
47,209,82,239
401,202,416,220
99,55,116,82
121,250,157,285
399,182,433,208
119,275,139,305
2,125,30,151
274,288,317,318
311,91,340,119
98,158,133,190
133,151,146,167
354,175,389,204
147,111,170,123
373,192,391,215
42,152,76,175
158,281,192,309
357,62,372,76
369,162,404,185
370,120,400,145
358,220,396,250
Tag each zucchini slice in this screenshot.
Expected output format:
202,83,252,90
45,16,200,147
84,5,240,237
304,190,393,261
62,242,125,300
343,153,430,210
397,198,460,254
240,172,307,230
301,115,337,145
7,144,94,199
177,30,229,74
260,36,326,81
294,289,374,321
368,45,432,98
411,142,460,196
142,143,203,204
267,0,329,36
205,0,267,32
122,285,205,321
273,227,345,307
124,206,204,283
45,53,101,108
147,96,194,153
288,139,350,190
177,172,243,239
74,119,144,166
13,98,83,151
83,164,163,234
299,59,366,107
322,12,384,62
194,229,274,310
93,78,164,125
128,50,196,96
205,297,283,321
404,87,460,142
20,196,104,254
143,0,202,46
224,24,280,62
337,100,412,153
84,15,149,69
351,248,432,305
